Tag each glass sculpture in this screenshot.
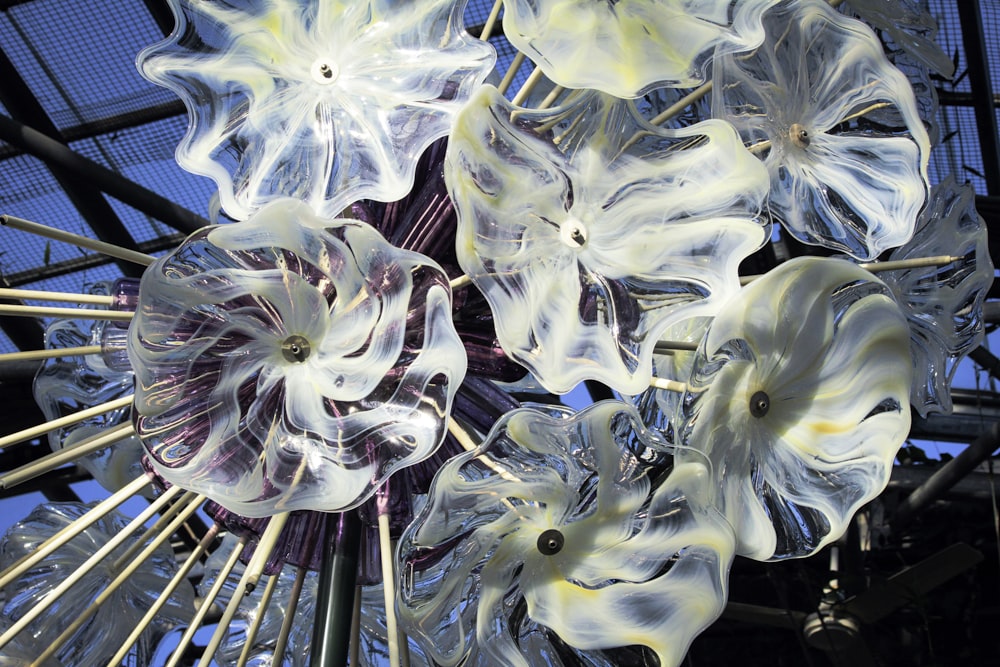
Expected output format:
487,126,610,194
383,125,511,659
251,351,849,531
138,0,496,220
398,401,736,666
0,0,988,664
712,0,930,260
881,176,994,416
32,287,145,493
676,257,913,560
448,85,769,394
128,198,467,516
502,0,779,96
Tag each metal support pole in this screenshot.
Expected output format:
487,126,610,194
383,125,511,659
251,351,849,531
891,422,1000,530
0,113,209,236
310,510,362,667
957,0,1000,195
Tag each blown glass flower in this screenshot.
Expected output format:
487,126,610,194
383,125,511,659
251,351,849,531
0,502,194,666
139,0,495,220
881,176,994,417
447,85,769,394
502,0,777,97
712,0,930,260
32,300,145,493
128,199,467,516
398,401,736,667
677,257,912,560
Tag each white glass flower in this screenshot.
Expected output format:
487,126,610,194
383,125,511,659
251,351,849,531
881,176,994,417
677,257,912,561
398,401,736,667
502,0,777,97
139,0,495,220
447,85,769,394
128,199,467,517
712,0,930,260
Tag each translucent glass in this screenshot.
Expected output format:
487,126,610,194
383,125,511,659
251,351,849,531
398,401,736,667
712,0,930,260
677,257,912,560
843,0,954,76
447,85,769,394
32,287,145,493
138,0,495,220
200,534,429,667
128,199,467,516
881,176,994,416
502,0,778,97
0,502,195,666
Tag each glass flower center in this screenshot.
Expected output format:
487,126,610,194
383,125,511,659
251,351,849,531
536,528,565,555
311,58,340,85
281,334,312,363
559,217,588,248
749,390,770,418
789,123,811,149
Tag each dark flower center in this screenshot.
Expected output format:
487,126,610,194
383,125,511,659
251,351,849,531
537,528,565,555
749,390,770,418
281,334,312,363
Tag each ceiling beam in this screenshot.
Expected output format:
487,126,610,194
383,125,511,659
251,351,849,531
956,1,1000,194
0,48,145,280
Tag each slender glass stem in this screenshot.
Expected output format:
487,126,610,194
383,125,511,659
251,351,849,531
0,394,133,449
235,569,282,667
0,287,115,306
1,214,155,266
165,536,248,667
198,513,290,666
0,303,133,321
0,345,102,363
379,510,401,667
272,566,308,664
105,524,220,667
0,422,136,489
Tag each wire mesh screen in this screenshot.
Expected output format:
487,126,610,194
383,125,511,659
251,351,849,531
0,0,175,133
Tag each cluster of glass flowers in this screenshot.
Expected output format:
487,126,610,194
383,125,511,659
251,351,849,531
0,0,993,665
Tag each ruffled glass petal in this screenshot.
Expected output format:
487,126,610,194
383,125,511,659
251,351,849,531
447,85,769,394
138,0,495,220
502,0,778,97
881,176,994,416
712,0,930,260
678,257,912,560
128,199,467,516
398,401,735,667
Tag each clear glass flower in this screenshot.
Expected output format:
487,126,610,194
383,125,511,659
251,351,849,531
843,0,955,76
447,85,769,394
712,0,930,260
128,199,467,516
677,257,912,561
0,502,194,666
502,0,778,97
881,176,994,417
32,289,146,493
138,0,495,220
398,401,736,667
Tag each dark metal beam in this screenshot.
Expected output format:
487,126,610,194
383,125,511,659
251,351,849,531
0,48,144,279
957,0,1000,194
0,113,209,237
891,421,1000,531
0,100,185,162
